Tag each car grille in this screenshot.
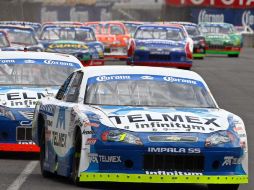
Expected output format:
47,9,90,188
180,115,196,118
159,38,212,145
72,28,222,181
143,154,204,172
149,54,170,61
208,44,225,49
16,127,32,141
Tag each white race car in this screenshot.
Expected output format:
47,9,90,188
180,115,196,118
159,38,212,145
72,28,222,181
32,66,248,190
0,51,82,152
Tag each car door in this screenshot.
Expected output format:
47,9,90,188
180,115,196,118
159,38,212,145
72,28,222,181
45,71,83,159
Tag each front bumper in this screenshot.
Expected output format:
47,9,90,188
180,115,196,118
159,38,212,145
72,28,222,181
80,172,248,184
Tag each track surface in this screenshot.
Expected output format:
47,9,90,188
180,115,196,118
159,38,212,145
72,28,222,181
0,48,253,190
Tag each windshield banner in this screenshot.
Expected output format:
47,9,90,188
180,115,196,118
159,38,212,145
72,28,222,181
0,59,81,68
87,74,204,87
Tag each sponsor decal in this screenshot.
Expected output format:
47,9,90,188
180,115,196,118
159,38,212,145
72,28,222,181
84,121,99,128
109,113,221,132
140,76,154,80
52,131,67,147
24,59,36,64
0,92,45,107
44,60,75,67
85,138,97,145
163,76,197,85
198,9,224,23
148,147,201,154
145,171,203,176
0,59,15,63
48,43,88,49
96,75,131,82
166,0,254,8
88,153,121,163
82,130,95,135
242,10,254,27
222,156,242,166
148,135,198,142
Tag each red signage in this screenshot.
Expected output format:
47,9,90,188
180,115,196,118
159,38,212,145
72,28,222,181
165,0,254,8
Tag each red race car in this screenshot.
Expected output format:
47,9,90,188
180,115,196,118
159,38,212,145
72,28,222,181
85,21,130,60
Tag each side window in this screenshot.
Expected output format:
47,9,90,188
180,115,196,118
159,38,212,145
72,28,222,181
55,73,74,100
64,71,83,103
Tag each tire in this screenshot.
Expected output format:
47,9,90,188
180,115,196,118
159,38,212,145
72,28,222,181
40,125,52,178
71,129,82,186
208,184,239,190
228,54,239,57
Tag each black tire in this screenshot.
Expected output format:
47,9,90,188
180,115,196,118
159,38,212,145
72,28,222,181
228,54,239,58
208,184,239,190
71,129,82,186
40,125,52,178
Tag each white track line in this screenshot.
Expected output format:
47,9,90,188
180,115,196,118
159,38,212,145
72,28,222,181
7,161,38,190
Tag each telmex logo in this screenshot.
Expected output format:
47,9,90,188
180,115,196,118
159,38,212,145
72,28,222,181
48,43,88,49
198,10,224,23
242,11,254,26
96,75,131,82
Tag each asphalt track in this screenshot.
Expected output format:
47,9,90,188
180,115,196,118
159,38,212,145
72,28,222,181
0,48,253,190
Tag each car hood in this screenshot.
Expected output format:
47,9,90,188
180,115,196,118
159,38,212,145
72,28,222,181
85,106,238,134
0,86,58,108
135,39,185,48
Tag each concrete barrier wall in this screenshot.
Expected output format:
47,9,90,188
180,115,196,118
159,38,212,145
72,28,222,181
242,34,254,48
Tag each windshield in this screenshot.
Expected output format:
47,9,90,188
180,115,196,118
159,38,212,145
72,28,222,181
1,28,37,45
185,25,200,37
135,26,185,41
0,63,77,86
0,33,9,47
200,24,234,34
86,24,103,34
104,24,125,35
85,75,216,108
41,27,96,41
124,23,141,35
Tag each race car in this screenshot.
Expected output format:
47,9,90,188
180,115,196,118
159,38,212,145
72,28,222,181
122,21,143,37
32,66,248,190
0,25,43,51
170,22,206,59
85,21,130,59
0,51,82,152
0,21,42,34
128,24,193,69
199,22,242,57
0,31,12,50
40,25,104,66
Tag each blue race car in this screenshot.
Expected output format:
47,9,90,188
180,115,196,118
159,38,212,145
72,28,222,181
128,24,193,69
0,21,42,35
32,66,248,190
0,51,82,152
0,25,43,51
40,25,104,66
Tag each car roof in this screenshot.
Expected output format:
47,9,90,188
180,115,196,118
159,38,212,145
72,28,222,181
80,66,205,82
0,51,81,64
0,25,34,30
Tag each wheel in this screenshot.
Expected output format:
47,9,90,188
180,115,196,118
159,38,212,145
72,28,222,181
40,125,52,178
228,54,239,57
71,129,82,186
208,184,239,190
